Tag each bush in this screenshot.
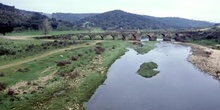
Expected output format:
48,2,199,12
17,68,29,72
112,45,116,49
60,71,79,79
0,47,16,56
57,61,71,66
95,46,105,54
0,73,5,77
7,89,15,96
96,42,102,46
0,83,6,91
70,56,77,61
78,54,83,57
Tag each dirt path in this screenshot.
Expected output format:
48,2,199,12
0,41,99,70
0,36,36,40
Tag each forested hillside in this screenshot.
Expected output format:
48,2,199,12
55,10,213,30
74,10,169,30
154,17,213,28
0,3,73,35
52,13,97,23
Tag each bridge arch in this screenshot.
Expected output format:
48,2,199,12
105,34,115,40
139,34,151,41
132,34,137,40
94,35,104,40
127,34,138,40
161,33,166,37
121,34,127,40
81,35,93,40
71,35,80,40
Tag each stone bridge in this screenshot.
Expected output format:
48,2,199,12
35,30,220,42
36,32,176,41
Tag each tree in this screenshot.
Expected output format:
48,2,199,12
0,23,14,36
41,18,51,35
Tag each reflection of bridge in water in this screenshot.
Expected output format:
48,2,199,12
36,30,220,42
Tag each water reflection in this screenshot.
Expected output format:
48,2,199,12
86,42,220,110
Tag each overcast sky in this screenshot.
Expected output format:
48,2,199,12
1,0,219,23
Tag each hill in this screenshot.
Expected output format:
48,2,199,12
74,10,169,30
0,3,49,30
55,10,214,30
0,3,73,35
52,13,98,23
155,17,213,28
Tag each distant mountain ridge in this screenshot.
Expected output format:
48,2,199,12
52,13,98,23
153,17,213,28
53,10,214,30
0,3,215,33
74,10,170,30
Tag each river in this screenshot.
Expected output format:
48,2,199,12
86,42,220,110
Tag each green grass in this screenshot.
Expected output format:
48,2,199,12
186,39,220,50
137,62,159,78
0,38,90,66
132,41,156,54
4,29,105,36
0,40,129,110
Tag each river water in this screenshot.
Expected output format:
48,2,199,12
86,42,220,110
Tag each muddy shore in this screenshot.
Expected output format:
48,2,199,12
183,43,220,80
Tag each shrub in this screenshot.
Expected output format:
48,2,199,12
70,56,77,61
96,42,103,46
57,61,71,66
7,89,15,96
112,45,116,49
0,47,16,56
60,71,79,79
0,73,5,77
95,46,105,54
17,68,29,72
78,54,83,57
0,83,6,91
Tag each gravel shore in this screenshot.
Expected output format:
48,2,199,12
187,43,220,80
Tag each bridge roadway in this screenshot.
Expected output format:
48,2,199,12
35,30,220,42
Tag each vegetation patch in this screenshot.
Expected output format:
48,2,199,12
137,62,159,78
95,46,105,54
132,41,156,54
17,67,29,72
56,61,71,66
186,39,220,50
0,83,6,91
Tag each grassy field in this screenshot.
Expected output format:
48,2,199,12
0,37,130,110
0,38,88,66
3,29,105,36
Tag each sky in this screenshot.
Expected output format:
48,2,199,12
1,0,220,23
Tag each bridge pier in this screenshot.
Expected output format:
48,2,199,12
163,37,171,41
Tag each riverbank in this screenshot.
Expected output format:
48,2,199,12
183,43,220,80
0,40,130,110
